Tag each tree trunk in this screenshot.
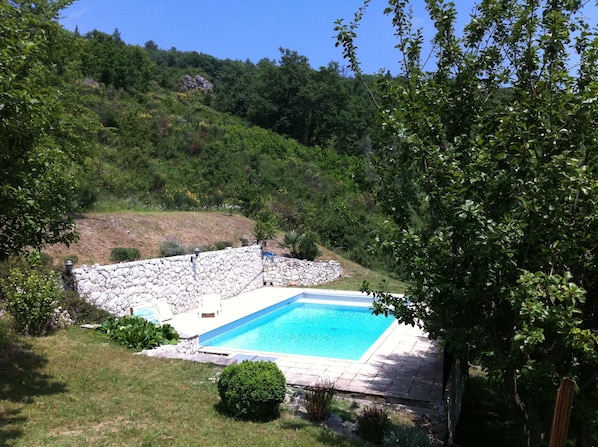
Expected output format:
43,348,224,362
504,367,543,447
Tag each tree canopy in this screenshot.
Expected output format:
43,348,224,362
337,0,598,444
0,0,90,260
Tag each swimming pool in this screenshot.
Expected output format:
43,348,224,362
198,292,394,361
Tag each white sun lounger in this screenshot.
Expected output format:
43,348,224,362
132,304,160,324
153,298,174,324
133,298,175,325
200,293,221,318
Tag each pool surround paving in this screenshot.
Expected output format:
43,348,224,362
144,287,444,410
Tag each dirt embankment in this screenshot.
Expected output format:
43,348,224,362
44,211,279,267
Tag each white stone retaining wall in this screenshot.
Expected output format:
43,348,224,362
262,256,342,287
73,245,343,316
74,246,264,316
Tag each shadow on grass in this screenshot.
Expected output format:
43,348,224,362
452,375,520,447
213,400,281,423
0,338,67,446
278,420,364,446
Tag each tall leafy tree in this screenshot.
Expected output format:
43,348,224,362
0,0,89,260
81,30,154,92
337,0,598,445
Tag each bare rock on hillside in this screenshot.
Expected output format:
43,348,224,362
178,74,214,92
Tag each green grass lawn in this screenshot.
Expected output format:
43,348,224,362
1,327,370,447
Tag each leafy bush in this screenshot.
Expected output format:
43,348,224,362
159,238,187,257
217,360,286,420
304,379,335,422
280,230,320,261
357,406,390,444
297,231,320,261
99,315,179,350
214,240,233,250
110,247,141,262
57,291,112,324
253,210,278,243
280,230,302,257
0,268,62,335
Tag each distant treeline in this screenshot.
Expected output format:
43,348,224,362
78,29,379,156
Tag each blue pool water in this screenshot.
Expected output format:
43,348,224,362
199,297,394,360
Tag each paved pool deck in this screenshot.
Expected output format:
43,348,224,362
145,287,444,410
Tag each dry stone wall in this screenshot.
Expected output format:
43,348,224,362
74,246,263,315
72,245,343,316
262,256,342,287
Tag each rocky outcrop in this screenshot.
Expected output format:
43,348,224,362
178,74,214,92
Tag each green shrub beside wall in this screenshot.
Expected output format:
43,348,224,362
0,269,62,336
99,315,179,350
110,247,141,262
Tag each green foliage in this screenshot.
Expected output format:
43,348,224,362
0,268,62,336
109,247,141,263
159,238,187,257
57,291,112,324
280,230,321,261
304,379,335,422
81,30,154,92
209,48,377,154
99,315,179,350
217,360,286,420
280,230,302,257
253,210,278,243
214,241,233,250
297,232,320,261
0,0,92,261
356,406,390,444
339,0,598,444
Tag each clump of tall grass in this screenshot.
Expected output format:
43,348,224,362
304,378,335,422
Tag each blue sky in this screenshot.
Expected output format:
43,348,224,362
59,0,434,74
60,1,596,75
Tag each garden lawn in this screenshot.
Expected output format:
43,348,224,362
0,327,365,447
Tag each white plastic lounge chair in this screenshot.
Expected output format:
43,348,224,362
132,304,160,324
200,293,221,318
153,298,174,324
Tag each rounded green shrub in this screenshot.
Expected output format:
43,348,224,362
0,268,62,335
109,247,141,263
159,238,186,257
214,240,233,251
217,360,286,420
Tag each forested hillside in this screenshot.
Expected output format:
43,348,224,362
63,28,391,269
